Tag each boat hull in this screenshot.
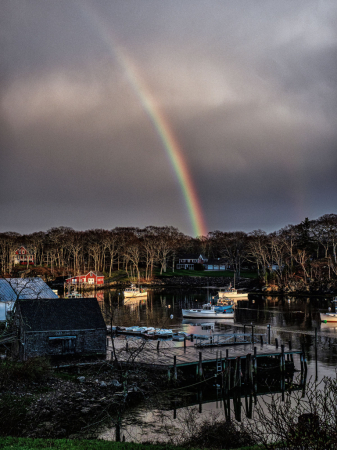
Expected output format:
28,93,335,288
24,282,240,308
124,292,147,298
320,313,337,322
219,293,248,299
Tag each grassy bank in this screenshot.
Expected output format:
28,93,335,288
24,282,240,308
156,269,258,279
0,437,262,450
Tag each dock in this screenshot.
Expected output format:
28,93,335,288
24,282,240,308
108,332,307,386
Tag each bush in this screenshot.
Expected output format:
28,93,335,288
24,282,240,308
0,357,51,387
181,419,255,449
0,394,32,437
244,376,337,449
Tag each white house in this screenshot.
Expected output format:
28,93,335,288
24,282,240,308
176,254,207,270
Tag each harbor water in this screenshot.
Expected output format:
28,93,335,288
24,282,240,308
96,287,337,442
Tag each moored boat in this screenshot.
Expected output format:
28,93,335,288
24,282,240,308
320,298,337,323
124,284,148,298
217,285,248,300
182,303,234,319
143,328,173,339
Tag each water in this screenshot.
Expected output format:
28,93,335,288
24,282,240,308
97,287,337,442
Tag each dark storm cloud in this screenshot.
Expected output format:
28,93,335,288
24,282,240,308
1,0,337,235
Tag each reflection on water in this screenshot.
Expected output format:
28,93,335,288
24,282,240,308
97,287,337,442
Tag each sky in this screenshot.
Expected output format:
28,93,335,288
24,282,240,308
1,0,337,237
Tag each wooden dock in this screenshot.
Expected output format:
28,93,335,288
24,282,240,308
108,333,307,384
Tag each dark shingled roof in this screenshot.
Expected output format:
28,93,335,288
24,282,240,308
17,298,106,332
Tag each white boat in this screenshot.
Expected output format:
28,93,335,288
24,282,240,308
320,298,337,323
217,285,248,300
143,328,173,339
182,303,234,319
124,284,148,298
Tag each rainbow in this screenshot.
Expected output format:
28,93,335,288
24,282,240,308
79,3,208,237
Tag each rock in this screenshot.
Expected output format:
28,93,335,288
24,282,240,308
80,407,91,414
77,376,86,383
111,379,122,387
100,381,107,387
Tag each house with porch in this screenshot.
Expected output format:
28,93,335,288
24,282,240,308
176,254,207,270
13,246,34,265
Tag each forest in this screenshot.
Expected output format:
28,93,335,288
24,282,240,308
1,214,337,288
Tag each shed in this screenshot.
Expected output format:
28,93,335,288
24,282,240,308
12,298,106,360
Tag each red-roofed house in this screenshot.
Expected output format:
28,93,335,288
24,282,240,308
14,246,34,265
66,271,104,285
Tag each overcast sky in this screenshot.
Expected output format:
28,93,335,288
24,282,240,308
1,0,337,237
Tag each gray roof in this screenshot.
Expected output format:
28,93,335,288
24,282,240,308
0,278,58,301
17,298,106,332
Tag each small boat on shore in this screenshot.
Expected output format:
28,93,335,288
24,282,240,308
320,298,337,323
182,303,234,319
143,328,173,339
124,284,148,298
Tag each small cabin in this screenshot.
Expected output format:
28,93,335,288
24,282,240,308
66,271,104,285
12,298,106,360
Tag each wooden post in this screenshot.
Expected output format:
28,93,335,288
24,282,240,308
243,324,246,335
184,337,186,350
228,359,231,391
315,328,318,380
157,340,160,352
275,338,278,349
126,340,129,352
251,325,254,343
281,344,285,372
302,343,308,373
173,355,177,381
289,340,293,362
199,389,202,413
246,353,252,385
253,347,257,375
260,335,263,345
300,351,304,375
237,356,241,388
199,352,203,379
191,334,194,343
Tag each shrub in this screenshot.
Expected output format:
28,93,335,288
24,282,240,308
0,357,51,387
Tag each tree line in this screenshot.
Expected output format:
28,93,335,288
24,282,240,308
1,213,337,284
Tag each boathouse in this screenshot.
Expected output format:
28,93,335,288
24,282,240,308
12,298,106,360
66,271,104,285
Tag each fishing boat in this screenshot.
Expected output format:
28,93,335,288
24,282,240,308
182,303,234,319
320,298,337,323
217,285,248,300
124,284,148,298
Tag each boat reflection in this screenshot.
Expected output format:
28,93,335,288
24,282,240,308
182,318,234,326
